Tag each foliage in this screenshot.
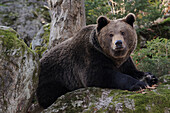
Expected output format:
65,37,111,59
138,17,170,41
85,0,164,28
131,38,170,77
85,0,113,25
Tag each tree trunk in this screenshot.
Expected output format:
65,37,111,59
47,0,86,49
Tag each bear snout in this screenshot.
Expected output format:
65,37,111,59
115,40,123,49
112,40,125,51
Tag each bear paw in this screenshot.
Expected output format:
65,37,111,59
144,72,158,86
129,81,147,91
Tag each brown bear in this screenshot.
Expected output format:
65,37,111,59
36,13,158,109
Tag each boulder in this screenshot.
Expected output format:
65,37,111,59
31,23,50,58
42,76,170,113
0,0,50,45
0,26,39,113
159,74,170,85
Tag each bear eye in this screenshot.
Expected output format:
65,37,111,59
109,34,114,37
121,31,125,36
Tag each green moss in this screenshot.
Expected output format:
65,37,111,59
109,89,134,99
126,85,170,113
156,84,170,94
159,74,170,85
43,23,50,42
104,86,170,113
0,4,7,7
82,89,169,112
41,23,50,47
35,6,51,22
0,28,18,48
0,27,35,58
1,12,18,26
32,23,50,58
35,46,47,58
42,86,170,113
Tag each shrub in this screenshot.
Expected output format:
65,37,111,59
85,0,164,27
131,38,170,77
85,0,113,25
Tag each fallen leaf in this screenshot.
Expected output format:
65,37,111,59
142,92,147,94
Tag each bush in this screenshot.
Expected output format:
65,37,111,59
85,0,113,25
85,0,164,27
131,38,170,77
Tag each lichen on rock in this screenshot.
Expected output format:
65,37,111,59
159,74,170,85
31,23,50,58
0,26,39,113
42,81,170,113
0,0,50,46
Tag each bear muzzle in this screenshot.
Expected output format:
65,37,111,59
115,40,124,49
112,40,125,51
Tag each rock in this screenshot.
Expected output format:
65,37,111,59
0,26,39,113
0,0,50,46
42,83,170,112
159,74,170,85
31,23,50,58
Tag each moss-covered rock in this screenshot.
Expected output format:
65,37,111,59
0,0,50,45
31,23,50,58
159,74,170,85
0,26,39,113
42,79,170,113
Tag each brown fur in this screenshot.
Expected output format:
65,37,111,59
36,13,158,109
96,19,137,67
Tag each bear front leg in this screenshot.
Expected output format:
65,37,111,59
106,69,148,91
87,69,147,91
119,57,158,86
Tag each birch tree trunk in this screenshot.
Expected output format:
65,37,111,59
47,0,86,49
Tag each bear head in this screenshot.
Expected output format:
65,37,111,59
95,13,137,67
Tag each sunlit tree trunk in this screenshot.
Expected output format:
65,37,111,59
47,0,86,49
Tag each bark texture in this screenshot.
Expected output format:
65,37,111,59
47,0,86,49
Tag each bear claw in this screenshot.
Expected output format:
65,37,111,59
129,81,147,91
144,72,158,86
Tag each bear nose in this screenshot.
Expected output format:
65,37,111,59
115,40,123,46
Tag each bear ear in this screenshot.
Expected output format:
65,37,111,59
124,13,136,27
97,16,110,32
